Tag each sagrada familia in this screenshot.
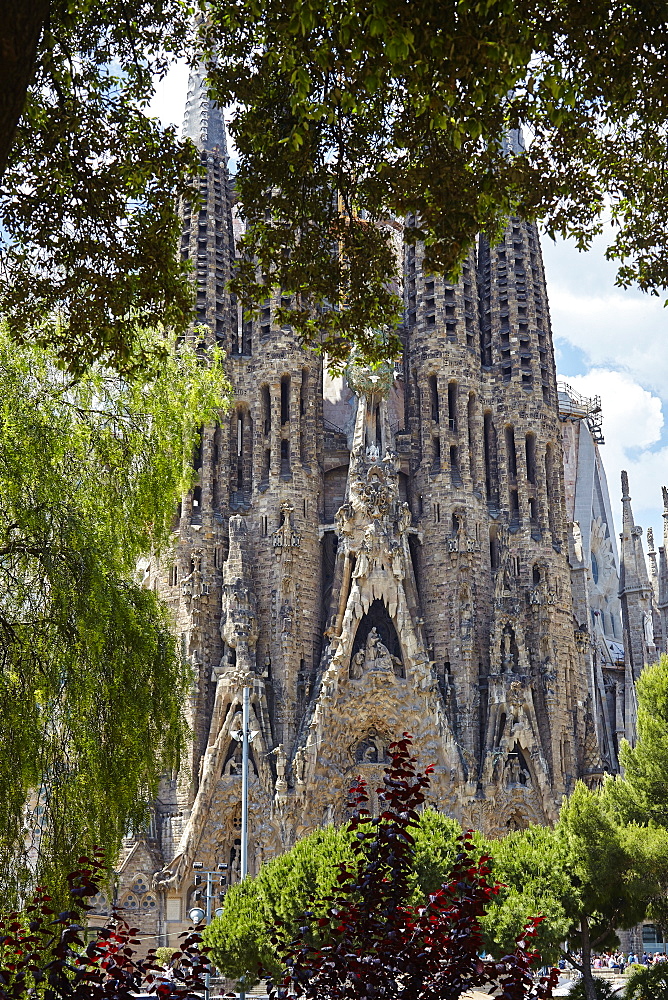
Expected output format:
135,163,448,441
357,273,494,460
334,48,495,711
102,73,668,940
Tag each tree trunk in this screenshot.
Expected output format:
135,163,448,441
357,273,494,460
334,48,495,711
580,915,597,1000
0,0,49,178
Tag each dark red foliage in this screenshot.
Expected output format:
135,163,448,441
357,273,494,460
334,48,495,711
268,734,558,1000
0,851,206,1000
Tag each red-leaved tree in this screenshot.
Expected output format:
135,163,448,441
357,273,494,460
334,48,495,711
0,852,206,1000
268,734,558,1000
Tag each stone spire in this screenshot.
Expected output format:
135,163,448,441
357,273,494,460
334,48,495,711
619,471,652,592
619,470,655,677
647,527,659,601
658,486,668,654
182,65,228,156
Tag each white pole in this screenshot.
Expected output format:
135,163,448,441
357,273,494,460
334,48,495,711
204,872,212,1000
240,685,250,1000
241,685,249,880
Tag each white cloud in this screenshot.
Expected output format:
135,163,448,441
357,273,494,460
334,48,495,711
147,60,189,129
558,369,668,547
543,232,668,400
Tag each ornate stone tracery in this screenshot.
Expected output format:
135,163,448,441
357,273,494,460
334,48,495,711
113,83,643,945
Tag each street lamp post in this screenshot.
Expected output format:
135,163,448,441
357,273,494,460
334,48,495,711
231,685,259,881
230,685,259,1000
188,862,228,1000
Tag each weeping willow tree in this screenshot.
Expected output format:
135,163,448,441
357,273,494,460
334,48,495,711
0,328,230,902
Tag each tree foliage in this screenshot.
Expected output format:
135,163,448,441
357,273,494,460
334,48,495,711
481,824,575,967
204,808,463,984
0,1,201,375
202,0,668,366
610,655,668,828
624,961,668,1000
0,850,207,1000
207,738,557,998
268,736,557,1000
557,781,668,1000
5,4,668,370
204,824,356,985
0,328,230,901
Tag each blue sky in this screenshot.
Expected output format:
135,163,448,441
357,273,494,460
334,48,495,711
150,64,668,552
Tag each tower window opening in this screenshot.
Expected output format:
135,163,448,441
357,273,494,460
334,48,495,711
281,375,290,425
280,438,290,476
448,382,458,432
545,443,557,540
529,496,538,522
467,393,476,482
193,485,202,509
193,425,204,472
262,447,270,482
525,432,536,484
489,527,499,570
532,564,541,585
433,434,441,468
237,414,243,457
505,425,517,481
300,369,309,464
261,385,271,436
300,369,308,417
434,502,440,524
483,412,499,508
429,375,439,423
509,488,520,527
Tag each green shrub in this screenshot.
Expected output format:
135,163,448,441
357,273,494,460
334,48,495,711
567,978,615,999
624,962,668,999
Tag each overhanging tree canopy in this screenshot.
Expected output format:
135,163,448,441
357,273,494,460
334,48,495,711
203,0,668,365
3,2,668,371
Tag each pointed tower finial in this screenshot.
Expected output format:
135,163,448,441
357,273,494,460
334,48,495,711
182,65,229,157
660,486,668,613
621,470,630,500
647,527,659,601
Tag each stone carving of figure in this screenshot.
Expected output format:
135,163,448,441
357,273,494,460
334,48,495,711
350,648,365,679
335,501,354,536
273,501,301,549
398,502,411,534
353,537,371,580
501,625,516,671
271,743,286,781
293,746,307,784
508,755,522,786
350,627,403,678
181,551,203,604
460,603,473,643
366,442,380,462
391,543,404,580
280,602,293,635
643,610,655,647
542,658,556,697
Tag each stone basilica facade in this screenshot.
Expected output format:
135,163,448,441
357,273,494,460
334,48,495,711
110,75,663,944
